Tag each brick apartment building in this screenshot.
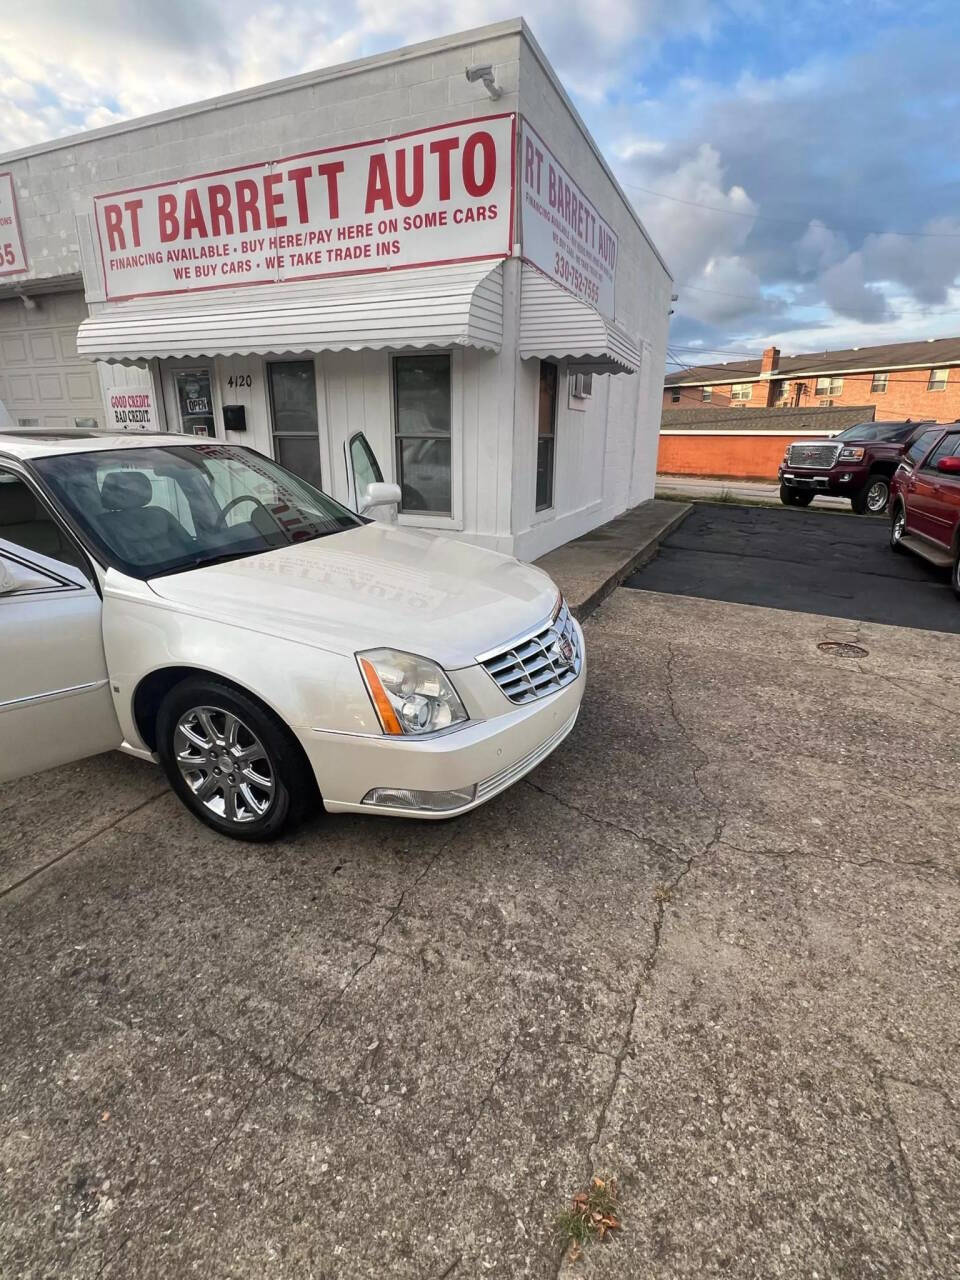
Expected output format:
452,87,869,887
663,336,960,423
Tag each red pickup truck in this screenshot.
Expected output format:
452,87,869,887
889,424,960,597
778,419,933,514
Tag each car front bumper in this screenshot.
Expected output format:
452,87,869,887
303,642,586,819
779,463,870,493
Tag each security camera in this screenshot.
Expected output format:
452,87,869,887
465,63,501,101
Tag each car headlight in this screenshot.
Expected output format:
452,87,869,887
838,446,865,461
357,648,468,736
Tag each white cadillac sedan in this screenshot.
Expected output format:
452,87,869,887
0,431,584,840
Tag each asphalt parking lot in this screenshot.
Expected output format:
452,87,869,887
628,502,960,633
2,564,960,1278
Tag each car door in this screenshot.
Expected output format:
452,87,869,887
343,431,385,514
899,428,945,539
913,432,960,546
0,467,122,783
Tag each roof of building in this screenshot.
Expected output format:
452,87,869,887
660,405,877,432
664,335,960,386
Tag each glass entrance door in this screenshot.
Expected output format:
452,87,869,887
266,360,323,490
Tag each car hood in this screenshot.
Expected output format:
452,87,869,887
147,522,559,669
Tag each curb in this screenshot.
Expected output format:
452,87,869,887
570,502,693,623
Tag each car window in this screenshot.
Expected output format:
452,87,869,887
903,429,942,467
33,443,362,580
922,433,960,470
350,434,383,495
0,469,90,578
832,422,911,443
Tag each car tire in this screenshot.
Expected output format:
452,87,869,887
853,474,890,515
952,541,960,601
794,491,815,508
156,677,317,841
889,502,906,552
779,484,796,506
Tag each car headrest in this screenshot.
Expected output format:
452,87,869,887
100,470,152,511
0,481,38,525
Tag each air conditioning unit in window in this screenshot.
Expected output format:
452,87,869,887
571,372,594,399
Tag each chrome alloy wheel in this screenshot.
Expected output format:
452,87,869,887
866,478,889,513
892,508,905,544
173,705,276,823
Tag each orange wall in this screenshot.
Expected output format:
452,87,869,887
658,434,795,480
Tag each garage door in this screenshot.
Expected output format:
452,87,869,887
0,290,103,430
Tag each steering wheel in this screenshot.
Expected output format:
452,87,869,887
214,494,280,531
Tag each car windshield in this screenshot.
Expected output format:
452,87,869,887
831,422,916,443
32,442,362,579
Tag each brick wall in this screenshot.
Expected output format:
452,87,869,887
658,432,799,480
664,364,960,421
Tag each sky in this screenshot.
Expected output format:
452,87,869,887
0,0,958,370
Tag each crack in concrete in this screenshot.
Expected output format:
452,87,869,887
723,839,958,884
435,1253,463,1280
879,1073,939,1274
97,833,458,1275
454,1039,518,1173
0,787,169,902
522,777,681,865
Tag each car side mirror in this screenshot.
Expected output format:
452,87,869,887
359,481,402,515
936,456,960,474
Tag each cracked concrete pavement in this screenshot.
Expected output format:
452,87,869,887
1,586,959,1278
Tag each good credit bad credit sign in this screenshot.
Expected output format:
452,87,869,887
519,121,617,317
93,115,515,300
0,173,28,277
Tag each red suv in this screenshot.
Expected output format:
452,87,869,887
889,425,960,597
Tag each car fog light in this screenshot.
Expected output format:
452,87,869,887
362,785,477,812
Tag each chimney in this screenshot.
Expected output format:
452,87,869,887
761,346,780,375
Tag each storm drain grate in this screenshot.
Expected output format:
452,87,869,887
817,641,868,658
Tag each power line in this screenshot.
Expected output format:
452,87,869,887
622,180,960,240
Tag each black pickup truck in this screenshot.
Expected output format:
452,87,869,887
778,419,934,514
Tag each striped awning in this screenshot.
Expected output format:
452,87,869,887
518,264,641,374
77,261,504,364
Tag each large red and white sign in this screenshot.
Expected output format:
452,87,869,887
519,120,617,318
93,115,516,301
0,173,28,277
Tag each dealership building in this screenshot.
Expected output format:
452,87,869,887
0,19,671,559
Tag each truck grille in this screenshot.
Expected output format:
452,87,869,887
787,443,839,468
479,601,582,704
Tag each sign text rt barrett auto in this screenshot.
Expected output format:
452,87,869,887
94,115,515,300
519,121,617,318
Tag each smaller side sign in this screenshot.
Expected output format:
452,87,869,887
107,388,156,430
519,120,617,318
0,173,28,277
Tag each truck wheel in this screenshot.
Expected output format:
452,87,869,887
156,677,317,841
779,484,796,506
853,474,889,515
794,492,815,508
952,542,960,600
890,503,906,552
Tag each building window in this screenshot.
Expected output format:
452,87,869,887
174,369,216,437
730,384,752,402
393,354,452,516
774,382,789,404
536,361,559,512
928,368,949,392
671,389,680,403
267,360,323,490
815,376,843,397
871,372,888,393
701,386,712,402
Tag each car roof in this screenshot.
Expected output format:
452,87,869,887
0,430,186,461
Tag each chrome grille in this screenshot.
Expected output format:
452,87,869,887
478,602,582,705
787,443,839,468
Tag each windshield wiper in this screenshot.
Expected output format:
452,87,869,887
151,548,263,577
